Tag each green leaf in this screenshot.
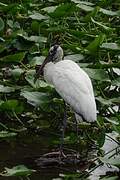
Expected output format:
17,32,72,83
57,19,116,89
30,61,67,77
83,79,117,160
101,43,120,50
105,117,119,125
0,52,26,63
0,131,17,138
91,17,112,31
11,68,24,80
25,70,53,90
21,91,52,110
97,128,105,147
111,77,120,87
100,155,120,167
0,85,15,93
18,34,47,43
0,17,4,31
86,34,106,53
77,4,94,12
0,100,24,113
29,56,45,66
100,8,118,16
96,97,114,106
29,13,48,20
71,0,94,6
64,54,84,62
49,3,76,18
0,2,7,7
0,100,18,110
42,6,57,13
101,176,118,180
0,165,35,177
83,68,110,81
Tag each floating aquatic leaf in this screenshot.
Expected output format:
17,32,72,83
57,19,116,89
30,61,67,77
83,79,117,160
83,68,110,82
100,155,120,168
101,176,118,180
0,85,15,93
0,52,26,63
86,33,106,53
0,17,4,31
0,100,24,113
0,165,35,177
97,128,105,147
18,34,47,43
49,3,76,18
91,17,112,31
64,54,84,62
29,13,48,20
101,43,120,50
42,6,57,13
11,68,24,80
71,0,94,6
21,91,52,111
77,4,94,12
0,131,17,138
111,77,120,87
100,8,118,16
25,70,53,90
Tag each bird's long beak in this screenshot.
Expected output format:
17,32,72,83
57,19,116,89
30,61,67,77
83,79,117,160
34,54,51,83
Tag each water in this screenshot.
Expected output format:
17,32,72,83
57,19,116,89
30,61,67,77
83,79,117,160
0,131,119,180
0,131,88,180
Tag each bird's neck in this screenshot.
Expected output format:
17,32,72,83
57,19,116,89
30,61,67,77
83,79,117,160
44,62,54,84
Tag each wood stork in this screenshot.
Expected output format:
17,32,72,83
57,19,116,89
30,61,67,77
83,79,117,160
34,45,97,154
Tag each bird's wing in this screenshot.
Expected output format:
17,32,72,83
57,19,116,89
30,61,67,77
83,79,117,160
52,60,96,122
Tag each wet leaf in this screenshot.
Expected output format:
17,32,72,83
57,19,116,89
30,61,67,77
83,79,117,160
91,17,112,31
18,34,47,43
0,17,4,31
71,0,94,6
100,8,118,16
21,91,52,110
0,165,35,176
105,117,119,125
77,4,94,12
96,97,116,106
0,131,17,138
25,70,53,90
42,6,57,13
0,52,26,63
29,13,48,20
111,77,120,87
100,155,120,167
0,85,15,93
83,68,110,81
101,43,120,50
101,176,118,180
11,68,24,80
97,128,105,147
86,34,106,53
49,3,76,18
0,100,24,113
64,54,84,62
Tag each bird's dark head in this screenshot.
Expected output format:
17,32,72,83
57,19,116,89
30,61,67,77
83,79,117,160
34,45,63,82
48,45,63,63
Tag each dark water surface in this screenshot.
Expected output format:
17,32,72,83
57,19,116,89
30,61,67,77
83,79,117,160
0,131,119,180
0,131,90,180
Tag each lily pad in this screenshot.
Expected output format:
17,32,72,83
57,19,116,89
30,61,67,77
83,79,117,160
0,165,35,177
0,85,15,93
0,131,17,138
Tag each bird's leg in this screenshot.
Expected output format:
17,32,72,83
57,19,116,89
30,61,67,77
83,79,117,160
59,101,67,157
75,116,80,158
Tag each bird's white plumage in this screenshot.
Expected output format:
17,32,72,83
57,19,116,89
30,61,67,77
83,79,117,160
44,59,96,122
